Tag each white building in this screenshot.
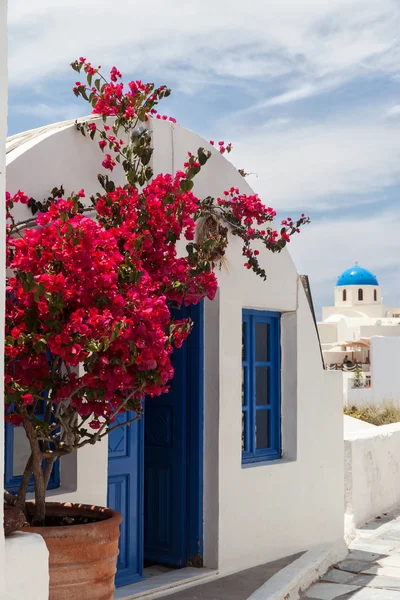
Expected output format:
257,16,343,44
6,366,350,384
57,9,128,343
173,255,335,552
5,117,345,598
318,265,400,407
0,2,6,597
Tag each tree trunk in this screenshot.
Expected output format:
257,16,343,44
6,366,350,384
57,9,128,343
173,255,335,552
15,454,33,515
31,450,46,525
43,456,56,492
24,422,46,525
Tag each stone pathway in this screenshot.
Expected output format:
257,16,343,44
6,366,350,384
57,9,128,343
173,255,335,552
303,508,400,599
158,553,302,600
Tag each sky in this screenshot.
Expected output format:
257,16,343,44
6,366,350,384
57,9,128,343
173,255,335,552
7,0,400,317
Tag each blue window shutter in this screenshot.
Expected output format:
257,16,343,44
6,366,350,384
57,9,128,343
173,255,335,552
242,310,281,464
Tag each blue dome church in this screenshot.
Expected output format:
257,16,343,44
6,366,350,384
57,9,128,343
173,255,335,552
331,263,382,316
336,265,379,288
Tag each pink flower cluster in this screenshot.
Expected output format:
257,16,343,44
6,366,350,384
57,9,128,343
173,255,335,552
73,59,176,125
5,171,218,428
209,140,233,154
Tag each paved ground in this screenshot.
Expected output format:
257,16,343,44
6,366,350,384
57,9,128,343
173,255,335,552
303,508,400,599
160,553,302,600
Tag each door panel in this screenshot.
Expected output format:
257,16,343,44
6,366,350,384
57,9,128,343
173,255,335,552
144,339,187,567
108,411,144,587
108,301,203,584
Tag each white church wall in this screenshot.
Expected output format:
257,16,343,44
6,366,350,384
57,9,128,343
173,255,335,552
334,285,381,309
6,117,345,577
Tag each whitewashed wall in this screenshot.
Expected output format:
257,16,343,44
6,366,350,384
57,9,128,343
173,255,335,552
5,532,49,600
318,323,339,344
345,423,400,527
214,253,344,573
0,1,7,596
361,325,400,338
370,336,400,404
6,117,345,576
346,387,373,406
2,7,50,599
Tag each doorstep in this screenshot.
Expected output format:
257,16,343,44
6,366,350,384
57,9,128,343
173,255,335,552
114,567,219,600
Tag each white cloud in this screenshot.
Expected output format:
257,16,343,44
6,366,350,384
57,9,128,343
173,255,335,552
386,104,400,117
227,110,400,211
7,0,400,99
236,75,348,115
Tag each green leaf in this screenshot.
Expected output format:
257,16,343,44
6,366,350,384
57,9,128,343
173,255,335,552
110,321,124,343
98,174,107,190
106,179,115,193
94,79,101,91
87,73,93,87
180,178,194,192
187,166,200,179
140,148,153,166
198,148,209,166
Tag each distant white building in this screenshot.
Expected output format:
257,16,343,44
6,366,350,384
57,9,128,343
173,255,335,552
318,265,400,407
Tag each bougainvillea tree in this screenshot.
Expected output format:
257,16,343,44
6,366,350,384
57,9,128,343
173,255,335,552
4,58,309,525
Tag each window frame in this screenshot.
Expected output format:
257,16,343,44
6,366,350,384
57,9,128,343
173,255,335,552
242,309,281,465
4,398,60,494
343,289,347,302
358,288,363,301
374,289,377,302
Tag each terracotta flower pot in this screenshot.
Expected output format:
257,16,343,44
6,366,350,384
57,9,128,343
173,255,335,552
24,502,122,600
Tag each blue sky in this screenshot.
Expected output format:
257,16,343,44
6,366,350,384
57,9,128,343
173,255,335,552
7,0,400,317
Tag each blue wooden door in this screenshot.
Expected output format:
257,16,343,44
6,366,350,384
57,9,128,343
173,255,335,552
108,302,203,585
107,412,144,587
143,338,187,567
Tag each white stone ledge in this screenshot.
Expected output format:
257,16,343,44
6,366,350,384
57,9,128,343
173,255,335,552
246,540,348,600
5,531,49,600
